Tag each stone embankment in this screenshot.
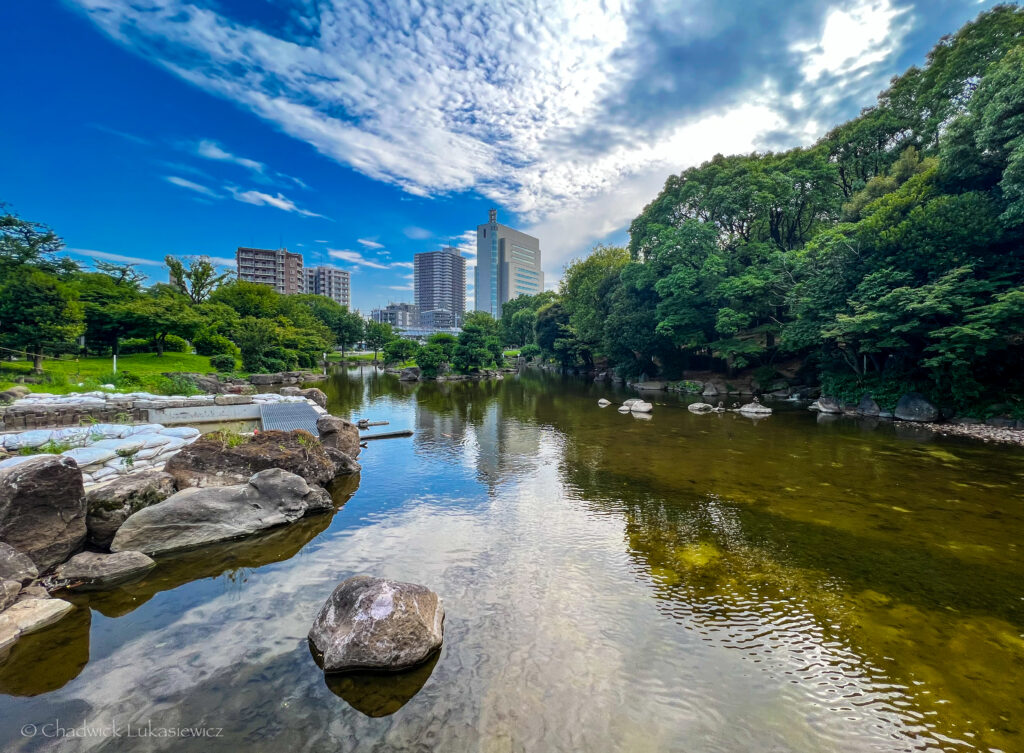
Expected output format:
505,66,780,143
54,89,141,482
0,389,326,432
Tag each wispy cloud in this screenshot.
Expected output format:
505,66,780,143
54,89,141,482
403,226,432,240
228,187,326,218
75,0,932,270
387,284,413,291
164,175,221,198
357,238,384,249
67,248,162,266
392,261,413,269
89,123,150,145
197,139,264,173
328,248,391,269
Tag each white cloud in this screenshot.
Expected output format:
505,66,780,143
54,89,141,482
197,139,265,172
75,0,914,261
67,248,163,266
205,256,238,267
392,261,414,269
403,226,432,240
327,248,391,269
164,175,220,198
357,238,384,249
793,0,911,83
388,284,414,291
228,187,326,218
314,239,329,243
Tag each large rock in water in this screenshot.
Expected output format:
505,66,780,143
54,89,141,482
54,551,155,591
0,456,86,570
688,402,714,414
894,392,939,423
309,576,444,673
110,469,332,555
85,470,176,548
812,396,844,414
857,394,881,417
316,416,361,459
0,543,38,586
165,430,342,488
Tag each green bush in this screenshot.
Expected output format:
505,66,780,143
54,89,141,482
414,343,447,376
519,344,541,360
147,374,202,396
194,332,238,357
120,335,190,355
209,354,236,372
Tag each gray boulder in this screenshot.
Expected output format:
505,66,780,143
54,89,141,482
399,367,421,382
54,551,156,591
812,396,844,414
738,400,772,416
0,455,86,570
857,394,881,417
281,387,328,407
309,575,444,673
316,415,361,459
597,398,611,407
111,469,332,556
629,401,654,414
894,392,939,423
687,402,714,414
0,598,75,643
0,543,38,586
85,470,176,548
1,580,20,611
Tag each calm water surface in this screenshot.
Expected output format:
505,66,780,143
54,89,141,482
1,367,1022,752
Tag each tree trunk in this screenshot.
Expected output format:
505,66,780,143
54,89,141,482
156,334,165,357
32,350,43,373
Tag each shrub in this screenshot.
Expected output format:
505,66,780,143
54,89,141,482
209,354,236,372
118,338,151,355
415,343,447,376
194,332,238,357
383,338,419,365
147,374,202,396
519,344,541,361
119,335,190,354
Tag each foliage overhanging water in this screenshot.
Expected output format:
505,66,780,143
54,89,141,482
1,366,1022,752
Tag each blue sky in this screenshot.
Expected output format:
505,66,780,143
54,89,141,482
0,0,1002,312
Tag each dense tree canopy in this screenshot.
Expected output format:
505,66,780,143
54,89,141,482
528,5,1024,409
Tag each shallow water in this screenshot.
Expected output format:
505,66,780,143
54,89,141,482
1,366,1022,752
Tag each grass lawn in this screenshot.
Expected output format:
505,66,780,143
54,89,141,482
326,352,378,361
0,353,235,395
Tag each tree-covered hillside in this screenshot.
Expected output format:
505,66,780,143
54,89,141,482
513,5,1024,412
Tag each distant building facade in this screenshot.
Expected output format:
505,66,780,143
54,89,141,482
371,302,419,329
236,247,304,295
305,265,351,308
474,209,543,318
415,246,466,330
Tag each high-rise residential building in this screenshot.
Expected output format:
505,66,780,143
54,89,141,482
415,246,466,330
305,265,351,308
236,247,304,295
474,209,543,318
370,302,419,329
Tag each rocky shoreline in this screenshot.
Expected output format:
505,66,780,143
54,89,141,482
0,413,363,660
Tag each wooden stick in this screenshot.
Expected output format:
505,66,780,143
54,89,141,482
360,429,414,440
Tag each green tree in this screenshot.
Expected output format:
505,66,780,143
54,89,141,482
334,310,366,356
364,321,395,360
0,207,79,279
165,255,234,304
0,266,85,371
383,337,418,365
124,292,202,356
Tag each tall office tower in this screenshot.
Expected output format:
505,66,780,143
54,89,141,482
414,246,466,329
236,247,304,294
474,209,543,318
304,265,351,308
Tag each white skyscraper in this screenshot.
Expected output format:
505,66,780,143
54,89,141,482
474,209,543,318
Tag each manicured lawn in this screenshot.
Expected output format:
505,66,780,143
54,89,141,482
0,353,234,395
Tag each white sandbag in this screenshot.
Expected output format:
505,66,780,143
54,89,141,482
3,430,55,450
158,427,200,439
126,424,166,436
89,438,145,454
127,433,174,449
62,447,117,466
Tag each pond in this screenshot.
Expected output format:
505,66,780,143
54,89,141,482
1,366,1022,752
